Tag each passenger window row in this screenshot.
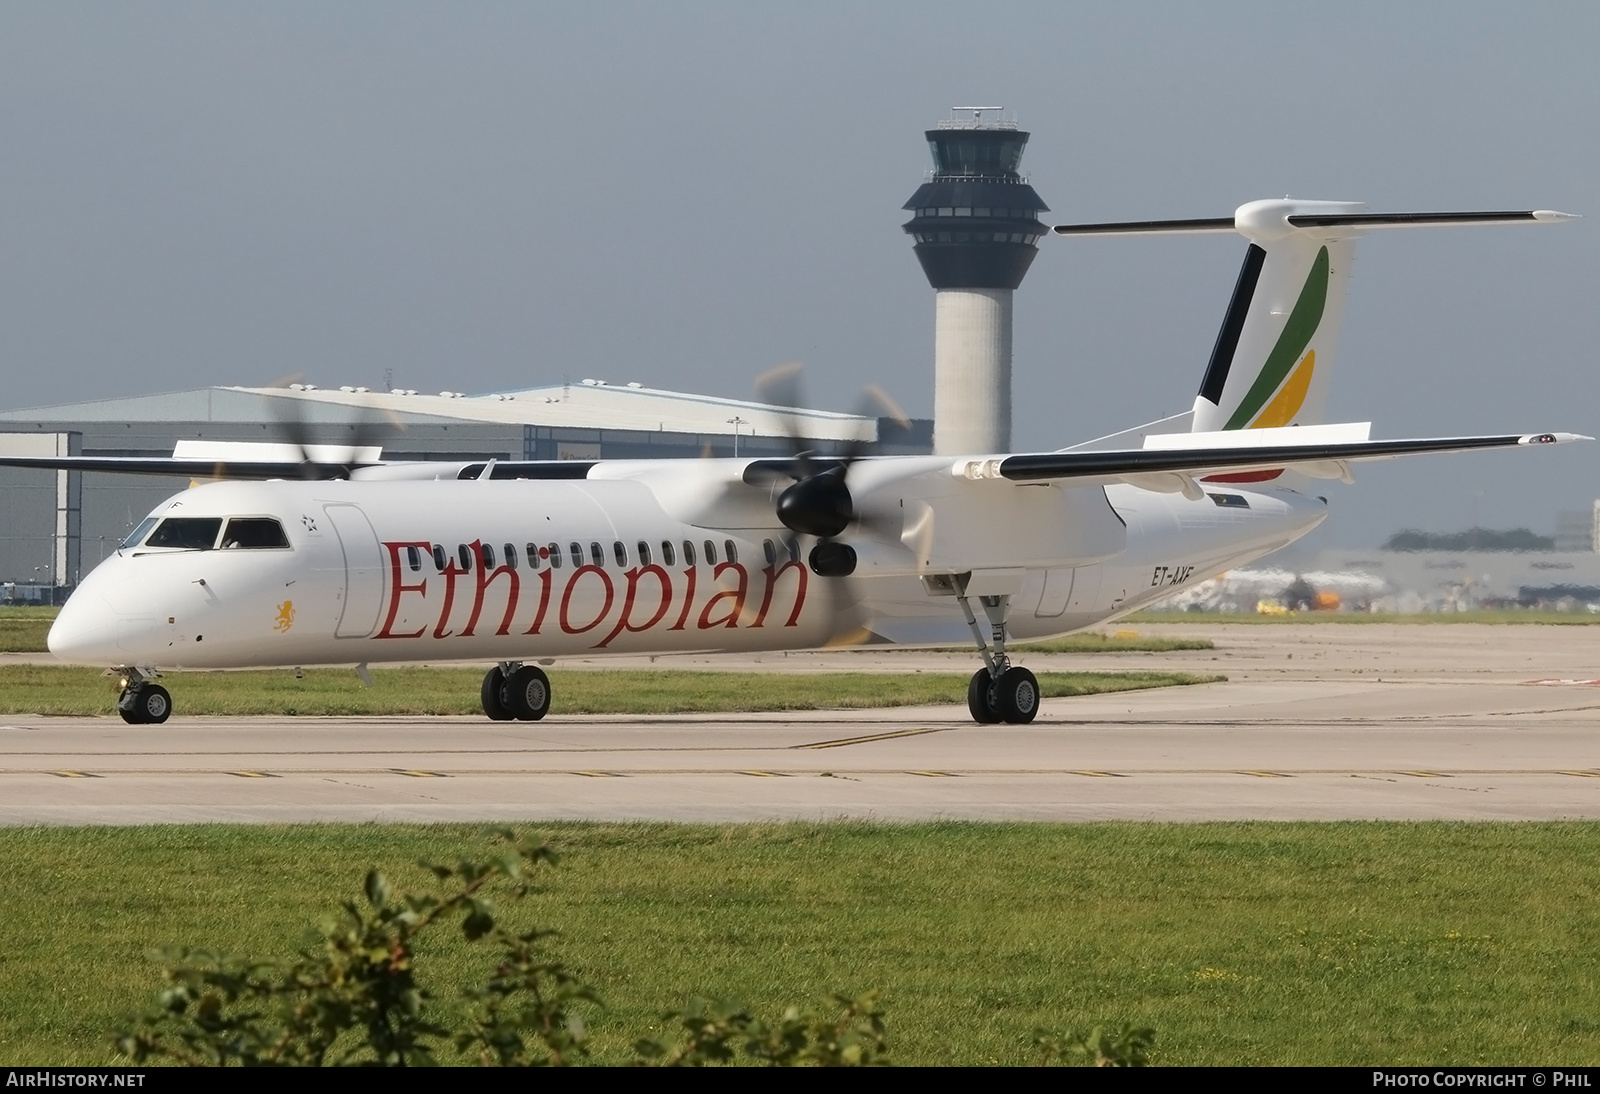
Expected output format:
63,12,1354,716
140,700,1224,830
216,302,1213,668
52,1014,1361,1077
403,537,751,574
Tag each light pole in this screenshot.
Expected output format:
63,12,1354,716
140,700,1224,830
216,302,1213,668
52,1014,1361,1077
726,416,747,457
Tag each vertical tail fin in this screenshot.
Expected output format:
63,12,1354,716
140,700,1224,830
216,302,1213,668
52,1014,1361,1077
1191,199,1360,433
1052,200,1573,437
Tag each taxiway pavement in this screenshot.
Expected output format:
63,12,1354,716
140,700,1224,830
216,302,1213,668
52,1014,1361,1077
4,623,1599,824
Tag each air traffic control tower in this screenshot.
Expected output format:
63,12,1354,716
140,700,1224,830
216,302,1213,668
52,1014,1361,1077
903,109,1049,455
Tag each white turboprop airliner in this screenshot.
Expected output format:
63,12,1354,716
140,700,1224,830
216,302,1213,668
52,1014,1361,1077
7,199,1583,726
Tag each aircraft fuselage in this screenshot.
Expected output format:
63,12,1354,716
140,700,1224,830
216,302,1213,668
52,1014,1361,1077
48,468,1326,670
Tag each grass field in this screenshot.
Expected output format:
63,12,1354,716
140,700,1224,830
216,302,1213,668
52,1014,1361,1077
3,822,1600,1066
1127,609,1600,625
1014,631,1212,653
0,606,57,653
0,665,1218,716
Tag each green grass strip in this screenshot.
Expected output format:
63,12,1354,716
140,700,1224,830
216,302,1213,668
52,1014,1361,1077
1126,610,1600,625
0,606,57,653
4,822,1600,1066
1014,632,1212,653
0,665,1219,717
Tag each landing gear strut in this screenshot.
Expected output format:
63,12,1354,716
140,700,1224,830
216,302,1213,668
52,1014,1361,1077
115,667,171,725
953,585,1039,725
481,662,551,722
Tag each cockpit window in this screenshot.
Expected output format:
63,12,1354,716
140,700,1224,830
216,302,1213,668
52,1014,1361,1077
220,518,290,549
121,517,160,549
144,517,223,551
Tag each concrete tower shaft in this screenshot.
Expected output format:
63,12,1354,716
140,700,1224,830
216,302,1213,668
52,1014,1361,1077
903,114,1049,455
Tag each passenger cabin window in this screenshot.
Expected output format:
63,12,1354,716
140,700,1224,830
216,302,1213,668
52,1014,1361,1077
724,540,738,565
504,543,517,569
638,541,651,566
526,543,541,570
613,541,627,567
121,516,160,549
458,544,473,572
406,545,422,572
661,540,675,566
704,540,716,565
480,543,495,569
763,539,776,566
682,540,695,567
145,517,223,551
548,543,562,569
433,544,447,571
589,542,603,567
569,542,582,567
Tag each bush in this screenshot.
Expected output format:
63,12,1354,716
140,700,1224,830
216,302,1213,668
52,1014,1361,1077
113,829,1145,1067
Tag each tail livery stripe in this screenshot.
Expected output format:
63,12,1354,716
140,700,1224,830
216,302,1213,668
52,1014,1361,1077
1197,244,1266,406
1223,246,1330,430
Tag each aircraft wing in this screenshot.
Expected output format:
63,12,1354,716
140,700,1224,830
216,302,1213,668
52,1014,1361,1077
0,455,376,479
985,431,1587,493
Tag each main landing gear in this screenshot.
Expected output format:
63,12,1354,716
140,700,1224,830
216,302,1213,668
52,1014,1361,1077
115,668,171,725
481,662,551,721
953,586,1039,725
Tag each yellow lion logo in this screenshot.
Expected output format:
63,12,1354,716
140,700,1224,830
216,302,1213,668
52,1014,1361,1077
274,600,295,633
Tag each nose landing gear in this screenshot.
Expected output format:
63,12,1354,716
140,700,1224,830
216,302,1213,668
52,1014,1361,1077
114,668,171,724
481,662,551,721
953,585,1039,725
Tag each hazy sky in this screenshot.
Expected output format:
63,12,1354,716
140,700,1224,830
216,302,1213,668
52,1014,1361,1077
1,2,1595,547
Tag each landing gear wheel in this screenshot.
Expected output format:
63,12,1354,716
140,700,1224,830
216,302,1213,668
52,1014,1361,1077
120,683,171,725
967,669,1002,725
994,667,1039,725
502,665,551,722
481,667,514,721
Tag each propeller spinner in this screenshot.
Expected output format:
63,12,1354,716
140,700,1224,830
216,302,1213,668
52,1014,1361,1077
753,363,907,577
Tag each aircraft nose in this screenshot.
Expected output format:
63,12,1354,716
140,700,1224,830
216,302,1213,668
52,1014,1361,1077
47,593,121,664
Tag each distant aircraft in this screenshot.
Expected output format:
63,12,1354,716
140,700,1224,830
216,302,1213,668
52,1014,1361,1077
2,199,1582,726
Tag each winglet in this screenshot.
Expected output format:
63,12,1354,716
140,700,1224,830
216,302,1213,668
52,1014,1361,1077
1519,432,1592,445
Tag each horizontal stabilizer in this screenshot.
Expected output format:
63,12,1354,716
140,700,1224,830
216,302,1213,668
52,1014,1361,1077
1053,208,1577,238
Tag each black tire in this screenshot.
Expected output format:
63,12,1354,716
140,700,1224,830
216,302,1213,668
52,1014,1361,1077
503,665,551,721
132,684,172,725
118,702,142,725
995,667,1039,725
481,666,514,721
967,669,1001,724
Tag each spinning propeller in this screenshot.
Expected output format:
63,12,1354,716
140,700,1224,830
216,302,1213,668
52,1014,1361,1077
263,376,401,480
752,362,909,578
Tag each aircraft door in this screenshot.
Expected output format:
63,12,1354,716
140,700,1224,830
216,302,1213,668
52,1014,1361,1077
1066,564,1103,616
323,504,384,639
1036,568,1073,618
